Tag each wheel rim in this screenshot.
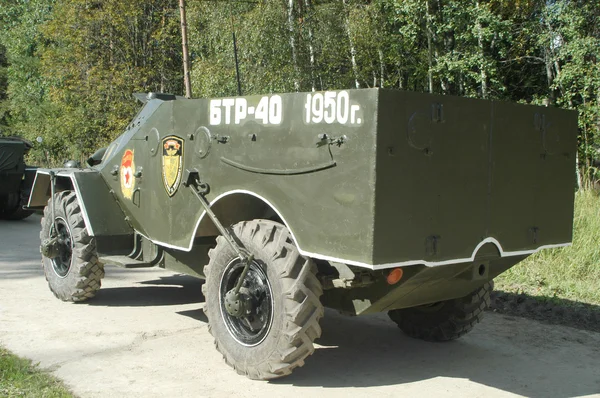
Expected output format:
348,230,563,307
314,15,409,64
219,258,274,347
51,217,73,278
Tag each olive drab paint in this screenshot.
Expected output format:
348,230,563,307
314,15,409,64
27,88,577,313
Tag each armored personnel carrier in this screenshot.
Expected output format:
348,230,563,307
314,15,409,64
27,89,577,379
0,136,36,220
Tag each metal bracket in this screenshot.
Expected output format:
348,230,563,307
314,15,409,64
426,235,441,256
317,133,348,147
529,227,539,244
184,169,253,301
185,171,239,256
49,171,57,237
431,103,444,123
183,169,209,194
212,134,230,144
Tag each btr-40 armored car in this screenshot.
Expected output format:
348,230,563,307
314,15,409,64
27,89,577,379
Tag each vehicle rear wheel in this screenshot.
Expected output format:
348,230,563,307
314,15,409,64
388,281,493,342
40,191,104,302
202,219,324,380
3,205,34,220
0,187,34,220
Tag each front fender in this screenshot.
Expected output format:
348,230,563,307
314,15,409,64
28,168,134,255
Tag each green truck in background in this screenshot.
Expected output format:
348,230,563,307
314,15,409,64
26,88,577,379
0,137,36,220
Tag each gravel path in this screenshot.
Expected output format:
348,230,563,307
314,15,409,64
1,215,599,398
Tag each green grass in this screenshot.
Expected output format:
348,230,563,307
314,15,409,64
495,190,600,306
0,347,73,398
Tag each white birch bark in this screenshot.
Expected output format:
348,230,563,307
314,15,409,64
304,0,316,91
342,0,360,89
378,49,385,87
476,1,487,98
425,0,433,94
287,0,300,91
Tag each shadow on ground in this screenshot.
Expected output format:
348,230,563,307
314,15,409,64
80,273,600,397
89,274,204,307
91,272,209,319
3,214,598,398
491,290,600,333
0,214,45,280
275,309,599,397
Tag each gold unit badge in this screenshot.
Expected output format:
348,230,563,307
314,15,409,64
161,136,184,197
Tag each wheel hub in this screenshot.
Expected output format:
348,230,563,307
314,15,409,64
47,217,73,278
224,289,254,317
219,259,274,346
40,236,60,259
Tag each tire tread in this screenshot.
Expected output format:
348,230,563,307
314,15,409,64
202,220,323,380
41,191,104,302
388,282,493,342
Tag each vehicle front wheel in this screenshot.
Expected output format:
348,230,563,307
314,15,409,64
40,191,104,302
388,282,493,342
202,220,324,380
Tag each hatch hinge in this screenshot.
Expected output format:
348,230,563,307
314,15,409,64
431,103,444,123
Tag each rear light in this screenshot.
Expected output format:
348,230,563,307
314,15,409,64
386,268,404,285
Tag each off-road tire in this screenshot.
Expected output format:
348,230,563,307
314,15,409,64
40,191,104,302
1,186,34,220
202,220,324,380
3,205,34,220
388,281,493,342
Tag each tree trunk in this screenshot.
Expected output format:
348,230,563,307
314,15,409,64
397,67,404,90
342,0,360,89
544,47,555,105
582,96,590,188
425,0,434,94
179,0,192,98
597,87,600,138
576,151,582,190
304,0,316,92
160,9,166,93
476,1,487,99
553,59,573,107
378,48,385,88
287,0,300,91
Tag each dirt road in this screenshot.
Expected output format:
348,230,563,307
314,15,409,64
1,215,599,398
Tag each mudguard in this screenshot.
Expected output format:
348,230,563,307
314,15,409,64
28,168,134,255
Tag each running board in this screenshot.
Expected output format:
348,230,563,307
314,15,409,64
98,255,156,268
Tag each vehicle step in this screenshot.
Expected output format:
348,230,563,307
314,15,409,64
98,255,154,268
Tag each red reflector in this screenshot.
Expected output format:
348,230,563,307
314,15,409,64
386,268,404,285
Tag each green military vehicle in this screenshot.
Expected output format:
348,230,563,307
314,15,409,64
0,136,36,220
27,89,577,379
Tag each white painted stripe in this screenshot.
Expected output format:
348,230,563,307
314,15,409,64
142,189,572,270
68,173,95,237
26,171,41,208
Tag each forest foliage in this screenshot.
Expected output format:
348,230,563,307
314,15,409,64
0,0,599,178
